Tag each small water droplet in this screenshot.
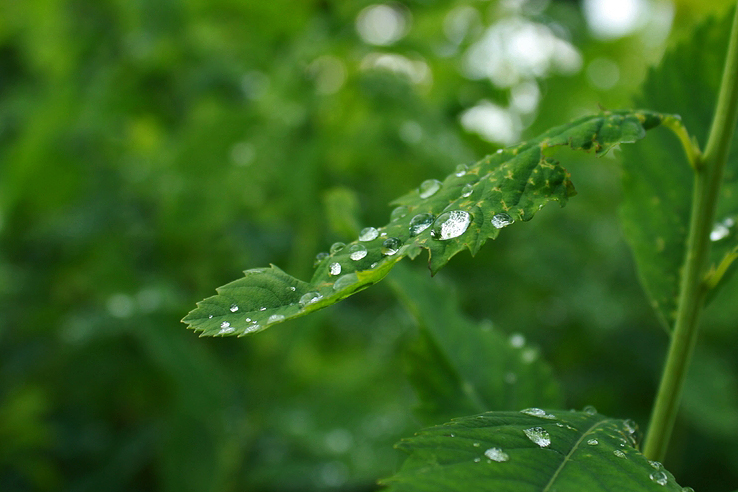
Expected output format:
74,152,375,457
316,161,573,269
208,315,213,319
245,318,251,322
314,251,329,267
649,471,668,486
496,149,503,154
220,321,231,329
710,223,730,241
454,163,468,177
218,326,235,335
381,237,402,256
419,179,442,198
587,438,598,445
461,183,474,198
583,405,597,415
472,442,480,447
430,210,471,240
491,212,514,229
484,447,509,462
390,206,409,221
230,304,239,312
268,314,285,324
333,273,358,291
300,292,323,307
329,262,342,276
509,333,525,348
649,460,662,470
370,262,378,268
523,427,550,447
613,449,626,458
623,419,637,435
330,242,346,254
259,307,267,311
473,457,481,463
359,227,379,242
520,408,554,419
289,286,296,291
349,244,368,261
682,487,695,492
409,213,434,236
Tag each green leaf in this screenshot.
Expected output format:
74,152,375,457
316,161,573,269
621,9,738,329
183,111,670,336
389,264,563,426
381,410,685,492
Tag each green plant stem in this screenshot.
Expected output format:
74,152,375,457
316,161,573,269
643,4,738,462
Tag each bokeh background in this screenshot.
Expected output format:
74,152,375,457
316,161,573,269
2,0,737,490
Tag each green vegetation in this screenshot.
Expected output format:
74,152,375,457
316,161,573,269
3,1,738,491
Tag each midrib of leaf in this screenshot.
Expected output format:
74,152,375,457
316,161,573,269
542,419,610,492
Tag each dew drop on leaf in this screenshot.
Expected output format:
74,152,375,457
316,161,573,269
583,405,597,415
409,213,434,236
218,321,234,335
333,273,358,291
623,419,637,435
523,427,550,447
710,222,730,241
230,304,239,312
430,210,471,240
349,244,367,261
330,242,346,254
483,447,509,462
359,227,379,242
299,292,323,307
491,212,514,229
418,179,442,198
454,163,468,177
461,183,474,198
267,314,285,324
381,237,402,256
649,471,668,486
682,488,695,492
390,206,409,221
220,321,230,329
613,449,626,458
314,251,329,267
587,438,598,445
329,262,342,276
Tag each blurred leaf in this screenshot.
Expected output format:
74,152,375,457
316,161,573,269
621,8,738,329
389,264,563,426
323,186,361,238
381,410,684,492
183,111,671,337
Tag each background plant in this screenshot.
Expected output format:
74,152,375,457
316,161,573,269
2,0,738,491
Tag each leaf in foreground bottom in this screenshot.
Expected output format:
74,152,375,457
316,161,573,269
381,410,684,492
183,111,672,336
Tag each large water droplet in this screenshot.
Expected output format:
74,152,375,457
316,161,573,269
649,471,668,486
299,291,323,307
454,163,468,177
461,183,474,198
268,314,285,324
390,206,409,221
381,237,402,256
623,419,637,435
333,273,358,291
484,448,509,462
491,212,514,229
520,408,555,419
349,244,367,261
583,405,597,415
230,304,239,312
431,210,471,240
359,227,379,242
587,438,598,445
419,179,442,199
329,262,342,276
314,251,329,267
409,213,434,236
523,427,551,447
330,242,346,254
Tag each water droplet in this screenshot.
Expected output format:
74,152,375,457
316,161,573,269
496,148,503,154
208,315,214,319
587,439,598,445
520,408,555,419
370,262,378,268
349,244,368,261
583,405,597,415
245,318,251,322
230,304,239,312
390,206,409,221
268,314,285,324
454,163,468,177
300,292,323,307
523,427,550,447
409,213,434,236
623,419,637,435
473,457,481,463
710,223,730,241
682,487,695,492
314,251,329,267
218,321,234,334
359,227,379,242
419,179,442,198
472,442,480,447
329,262,342,276
491,212,514,229
381,237,402,256
461,183,474,198
649,460,662,470
330,242,346,254
259,307,267,311
289,286,296,291
613,449,626,458
484,447,509,462
333,273,358,291
509,333,525,348
430,210,472,240
649,471,668,486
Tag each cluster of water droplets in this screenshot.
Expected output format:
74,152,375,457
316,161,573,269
710,216,735,241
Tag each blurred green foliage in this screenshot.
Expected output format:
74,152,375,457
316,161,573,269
1,0,737,491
